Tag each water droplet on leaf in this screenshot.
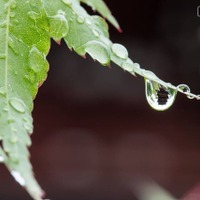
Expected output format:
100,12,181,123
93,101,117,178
85,18,92,25
9,98,26,113
49,10,69,41
10,135,18,143
77,16,84,24
0,87,6,96
177,84,190,93
145,79,177,111
62,0,71,6
92,29,100,37
121,58,135,73
83,41,110,65
28,11,41,20
11,171,25,186
0,53,6,59
111,43,128,59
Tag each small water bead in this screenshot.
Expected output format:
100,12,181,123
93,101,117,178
177,84,190,93
28,11,41,20
92,29,100,38
85,18,92,25
111,43,128,59
0,87,6,96
10,135,18,143
77,16,85,24
23,122,33,133
122,58,134,72
62,0,72,6
9,98,26,113
145,79,177,111
11,171,25,186
49,11,69,41
0,53,6,59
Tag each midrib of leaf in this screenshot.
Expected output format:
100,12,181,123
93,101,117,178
4,0,14,135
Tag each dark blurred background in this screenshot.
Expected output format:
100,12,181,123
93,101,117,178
1,0,200,199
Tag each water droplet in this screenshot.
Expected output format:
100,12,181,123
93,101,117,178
92,29,100,37
145,79,177,111
85,18,92,25
13,19,19,24
24,122,33,133
10,12,15,18
11,171,25,186
7,117,15,124
62,0,71,6
3,106,9,112
0,87,6,96
111,43,128,59
11,0,16,9
77,15,85,24
49,10,69,41
121,58,135,72
8,37,18,55
28,46,45,73
9,98,26,113
0,53,6,59
177,84,190,93
10,135,18,143
27,11,41,20
83,41,110,65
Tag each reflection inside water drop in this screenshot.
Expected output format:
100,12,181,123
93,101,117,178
145,79,177,111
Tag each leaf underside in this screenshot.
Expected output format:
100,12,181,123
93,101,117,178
0,0,140,200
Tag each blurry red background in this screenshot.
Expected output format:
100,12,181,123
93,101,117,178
1,0,200,199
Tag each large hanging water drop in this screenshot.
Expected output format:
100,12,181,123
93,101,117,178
145,79,177,111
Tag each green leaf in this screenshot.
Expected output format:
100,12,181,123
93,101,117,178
79,0,121,30
0,0,49,199
1,0,198,200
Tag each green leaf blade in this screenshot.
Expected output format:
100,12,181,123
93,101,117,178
0,0,50,199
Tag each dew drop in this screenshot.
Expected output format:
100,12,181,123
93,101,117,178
145,79,177,111
9,98,26,113
10,12,16,18
23,122,33,133
84,41,110,65
49,10,69,41
77,15,84,24
11,171,25,186
62,0,72,6
177,84,190,93
85,18,92,25
111,43,128,59
28,46,45,73
27,11,41,20
10,135,18,143
121,58,134,72
8,37,19,55
92,29,100,38
0,87,6,96
7,117,15,124
0,53,6,59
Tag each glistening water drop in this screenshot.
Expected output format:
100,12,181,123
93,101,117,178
145,79,177,111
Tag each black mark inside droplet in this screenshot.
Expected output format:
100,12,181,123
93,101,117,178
157,87,169,105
